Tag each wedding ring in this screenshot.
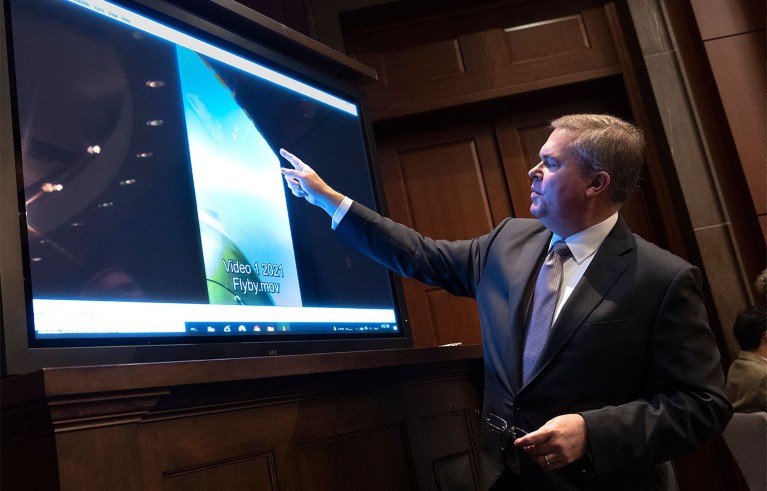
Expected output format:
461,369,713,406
544,454,550,466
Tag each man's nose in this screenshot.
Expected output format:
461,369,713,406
528,161,543,179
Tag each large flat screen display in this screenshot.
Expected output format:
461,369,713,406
0,0,409,374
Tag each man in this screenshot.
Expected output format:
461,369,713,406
726,306,767,412
279,114,731,490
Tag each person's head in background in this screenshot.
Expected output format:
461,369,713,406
732,306,767,355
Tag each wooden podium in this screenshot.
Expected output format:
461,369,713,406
1,346,484,490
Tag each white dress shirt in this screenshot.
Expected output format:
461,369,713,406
550,213,618,322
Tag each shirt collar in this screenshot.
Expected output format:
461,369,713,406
550,213,619,264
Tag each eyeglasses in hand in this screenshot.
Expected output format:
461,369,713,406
450,404,528,449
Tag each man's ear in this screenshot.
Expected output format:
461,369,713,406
585,171,610,198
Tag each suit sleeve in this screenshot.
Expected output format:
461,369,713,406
580,264,732,473
334,201,492,298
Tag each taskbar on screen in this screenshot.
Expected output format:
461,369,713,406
185,321,399,335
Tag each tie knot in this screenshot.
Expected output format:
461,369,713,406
550,241,570,259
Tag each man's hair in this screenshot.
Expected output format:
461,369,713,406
550,114,645,204
732,306,766,351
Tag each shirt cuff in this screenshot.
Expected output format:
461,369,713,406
331,196,353,230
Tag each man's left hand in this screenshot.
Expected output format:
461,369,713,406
513,414,588,470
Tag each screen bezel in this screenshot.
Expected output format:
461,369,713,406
0,0,411,376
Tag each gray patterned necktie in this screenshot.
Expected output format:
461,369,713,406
522,241,571,383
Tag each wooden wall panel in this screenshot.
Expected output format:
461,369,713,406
163,452,278,491
403,377,482,490
400,279,440,347
399,140,494,240
57,425,144,491
433,452,475,491
139,403,301,490
298,424,415,490
420,413,477,475
425,288,481,346
356,34,490,115
293,383,415,490
382,39,466,86
503,15,590,61
481,8,620,88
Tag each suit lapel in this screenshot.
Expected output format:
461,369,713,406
522,216,636,387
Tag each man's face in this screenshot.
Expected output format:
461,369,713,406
528,128,593,237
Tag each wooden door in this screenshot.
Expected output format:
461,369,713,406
376,120,511,347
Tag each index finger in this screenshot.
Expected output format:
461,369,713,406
513,427,549,448
279,148,304,170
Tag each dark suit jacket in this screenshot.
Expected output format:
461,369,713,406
336,202,732,490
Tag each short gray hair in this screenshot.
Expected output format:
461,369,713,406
550,114,645,204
